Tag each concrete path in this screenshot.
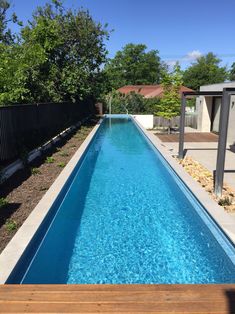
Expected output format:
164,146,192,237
154,138,235,192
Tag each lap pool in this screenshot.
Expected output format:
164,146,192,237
6,115,235,283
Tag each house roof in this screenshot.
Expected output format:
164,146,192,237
118,85,194,98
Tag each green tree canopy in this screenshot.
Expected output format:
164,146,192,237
155,62,183,119
229,62,235,81
183,52,228,90
104,43,163,89
0,0,109,105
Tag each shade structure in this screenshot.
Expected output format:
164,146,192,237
178,88,235,197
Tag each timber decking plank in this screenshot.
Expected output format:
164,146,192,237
0,285,235,313
1,284,234,291
0,301,230,313
0,290,234,302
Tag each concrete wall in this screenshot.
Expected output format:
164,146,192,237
196,96,213,132
196,82,235,134
132,115,154,129
227,95,235,145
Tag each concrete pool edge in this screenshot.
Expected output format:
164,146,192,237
132,115,235,246
0,120,102,284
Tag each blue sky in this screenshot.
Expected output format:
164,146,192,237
9,0,235,69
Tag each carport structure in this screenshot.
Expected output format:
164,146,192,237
178,87,235,197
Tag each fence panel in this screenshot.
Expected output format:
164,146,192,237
0,100,93,164
153,114,197,129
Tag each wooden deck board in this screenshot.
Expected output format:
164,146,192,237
156,132,218,143
0,285,235,313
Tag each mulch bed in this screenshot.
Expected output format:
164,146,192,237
156,132,218,143
0,117,98,254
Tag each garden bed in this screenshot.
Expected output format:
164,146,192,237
0,117,98,254
178,156,235,212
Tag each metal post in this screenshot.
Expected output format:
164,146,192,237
178,94,186,159
109,95,112,115
214,89,231,197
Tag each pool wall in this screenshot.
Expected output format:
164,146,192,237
0,120,103,283
1,115,235,283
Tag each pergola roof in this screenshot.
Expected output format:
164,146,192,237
179,87,235,197
183,91,223,97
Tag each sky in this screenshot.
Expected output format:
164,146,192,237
8,0,235,69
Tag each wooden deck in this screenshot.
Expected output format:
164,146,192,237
156,132,218,143
1,284,235,313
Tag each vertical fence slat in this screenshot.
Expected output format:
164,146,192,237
153,114,197,129
0,100,93,164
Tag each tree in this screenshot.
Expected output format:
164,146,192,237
155,63,183,132
0,0,110,105
230,62,235,81
104,43,162,89
183,52,228,90
105,89,160,115
0,0,22,44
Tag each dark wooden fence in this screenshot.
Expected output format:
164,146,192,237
154,114,197,129
0,100,94,164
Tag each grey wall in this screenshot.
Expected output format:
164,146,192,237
227,95,235,145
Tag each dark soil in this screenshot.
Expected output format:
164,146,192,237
0,117,98,253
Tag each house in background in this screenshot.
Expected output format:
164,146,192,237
118,85,193,99
196,82,235,144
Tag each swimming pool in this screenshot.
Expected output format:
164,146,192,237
6,115,235,283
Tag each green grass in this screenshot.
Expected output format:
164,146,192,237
5,219,17,232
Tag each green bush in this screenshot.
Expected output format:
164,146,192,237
59,151,69,157
45,156,55,164
31,167,41,175
0,197,8,208
218,197,232,206
57,162,66,168
5,219,17,232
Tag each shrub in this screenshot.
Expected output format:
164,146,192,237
5,219,17,232
105,90,161,115
45,156,55,164
218,197,232,206
0,197,8,208
31,167,41,175
59,151,69,157
57,162,66,168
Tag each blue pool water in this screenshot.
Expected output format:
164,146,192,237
8,116,235,283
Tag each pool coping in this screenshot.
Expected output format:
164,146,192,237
0,120,102,284
131,115,235,246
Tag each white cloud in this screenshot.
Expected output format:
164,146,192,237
164,50,203,69
185,50,202,61
166,60,177,67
